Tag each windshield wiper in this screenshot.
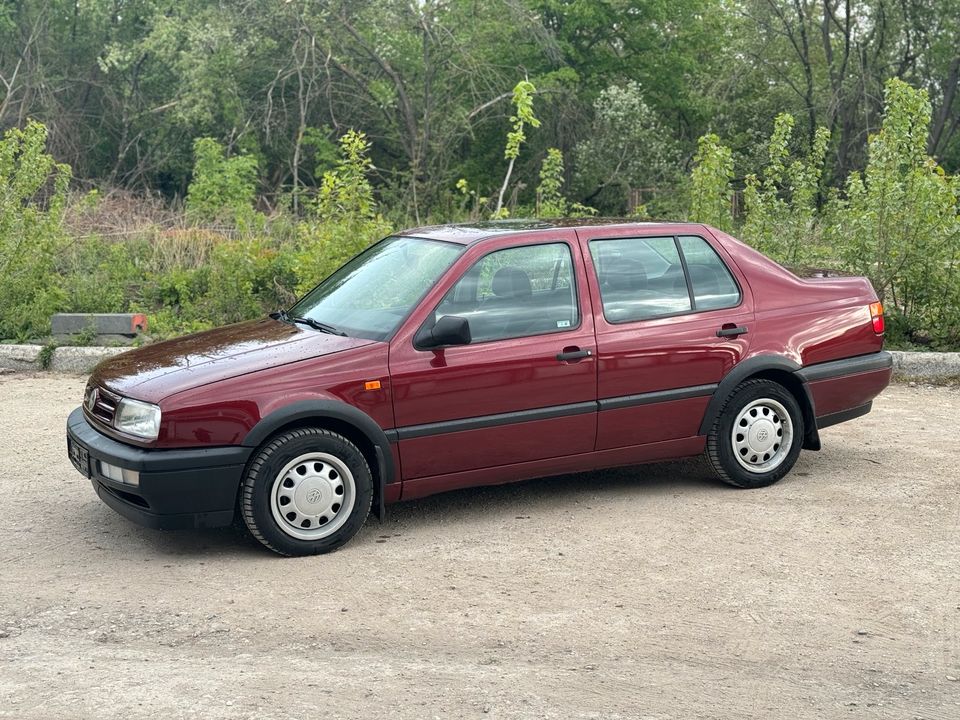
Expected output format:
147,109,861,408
290,315,347,336
272,309,347,336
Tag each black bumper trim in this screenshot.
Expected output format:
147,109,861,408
816,401,873,430
797,351,893,383
68,407,252,472
69,407,249,529
93,480,236,530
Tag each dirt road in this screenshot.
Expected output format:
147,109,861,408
0,374,957,719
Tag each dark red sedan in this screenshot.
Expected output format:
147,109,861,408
67,220,892,556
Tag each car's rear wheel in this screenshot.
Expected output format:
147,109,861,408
241,427,372,556
706,379,804,488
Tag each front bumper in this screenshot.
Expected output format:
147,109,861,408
67,407,252,530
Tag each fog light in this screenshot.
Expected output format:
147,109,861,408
99,461,140,486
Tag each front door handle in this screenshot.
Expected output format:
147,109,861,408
556,348,593,362
717,324,749,338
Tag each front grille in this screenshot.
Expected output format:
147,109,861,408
85,384,121,427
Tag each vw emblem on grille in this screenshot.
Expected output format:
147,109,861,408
306,488,323,504
85,387,98,412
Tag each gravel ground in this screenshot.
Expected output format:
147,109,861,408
0,374,958,720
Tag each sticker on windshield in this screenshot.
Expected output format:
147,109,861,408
557,320,571,328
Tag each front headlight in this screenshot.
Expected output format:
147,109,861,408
115,398,161,440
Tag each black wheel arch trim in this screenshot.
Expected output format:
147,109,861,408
698,354,821,450
242,400,395,521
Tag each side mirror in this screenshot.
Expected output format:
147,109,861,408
415,315,471,349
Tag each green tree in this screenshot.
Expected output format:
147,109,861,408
494,80,541,218
296,130,390,292
689,134,733,231
536,148,595,218
740,114,830,263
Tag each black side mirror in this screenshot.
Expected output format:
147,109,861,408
415,315,471,349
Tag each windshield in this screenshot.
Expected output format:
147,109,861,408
288,236,464,341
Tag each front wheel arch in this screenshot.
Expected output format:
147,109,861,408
242,400,394,520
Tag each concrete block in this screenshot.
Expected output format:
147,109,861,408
51,313,148,337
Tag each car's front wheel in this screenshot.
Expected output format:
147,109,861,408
706,379,804,488
241,427,373,556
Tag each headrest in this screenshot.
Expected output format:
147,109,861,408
491,267,533,298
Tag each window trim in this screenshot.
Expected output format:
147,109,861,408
415,239,583,349
588,234,743,325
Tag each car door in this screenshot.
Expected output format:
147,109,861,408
575,226,754,451
388,230,598,484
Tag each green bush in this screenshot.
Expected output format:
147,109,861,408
0,121,71,340
186,137,262,230
826,80,960,347
295,130,391,293
59,236,144,313
687,78,960,349
741,114,830,265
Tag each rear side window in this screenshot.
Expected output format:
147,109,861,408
589,236,692,322
678,236,741,311
433,242,579,343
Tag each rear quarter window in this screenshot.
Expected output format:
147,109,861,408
677,235,741,311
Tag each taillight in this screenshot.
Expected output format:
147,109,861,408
869,302,884,334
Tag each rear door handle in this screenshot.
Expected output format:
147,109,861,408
717,325,749,337
556,348,593,362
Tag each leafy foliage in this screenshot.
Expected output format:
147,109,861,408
573,81,681,214
740,114,830,264
0,121,70,340
689,134,734,232
494,80,542,217
185,137,260,229
536,148,595,218
688,78,960,348
295,130,391,293
826,80,960,346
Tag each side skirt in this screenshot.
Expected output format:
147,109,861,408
399,435,706,502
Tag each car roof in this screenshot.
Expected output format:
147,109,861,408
394,218,706,245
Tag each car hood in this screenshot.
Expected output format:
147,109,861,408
89,317,376,403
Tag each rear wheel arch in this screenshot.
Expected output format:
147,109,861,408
699,355,820,451
242,400,395,519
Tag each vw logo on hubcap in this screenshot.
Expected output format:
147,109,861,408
306,487,323,504
757,428,769,442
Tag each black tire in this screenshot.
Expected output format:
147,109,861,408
241,427,373,556
706,378,804,489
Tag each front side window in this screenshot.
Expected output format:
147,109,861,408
433,242,579,343
290,236,464,340
678,236,741,311
589,236,691,322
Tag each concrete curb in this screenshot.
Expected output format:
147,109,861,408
889,351,960,382
0,344,129,374
1,344,959,382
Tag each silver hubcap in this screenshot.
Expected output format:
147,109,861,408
731,398,793,474
270,452,356,540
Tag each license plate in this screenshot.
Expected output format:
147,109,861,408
68,437,91,478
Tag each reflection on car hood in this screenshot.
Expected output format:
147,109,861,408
88,317,375,403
